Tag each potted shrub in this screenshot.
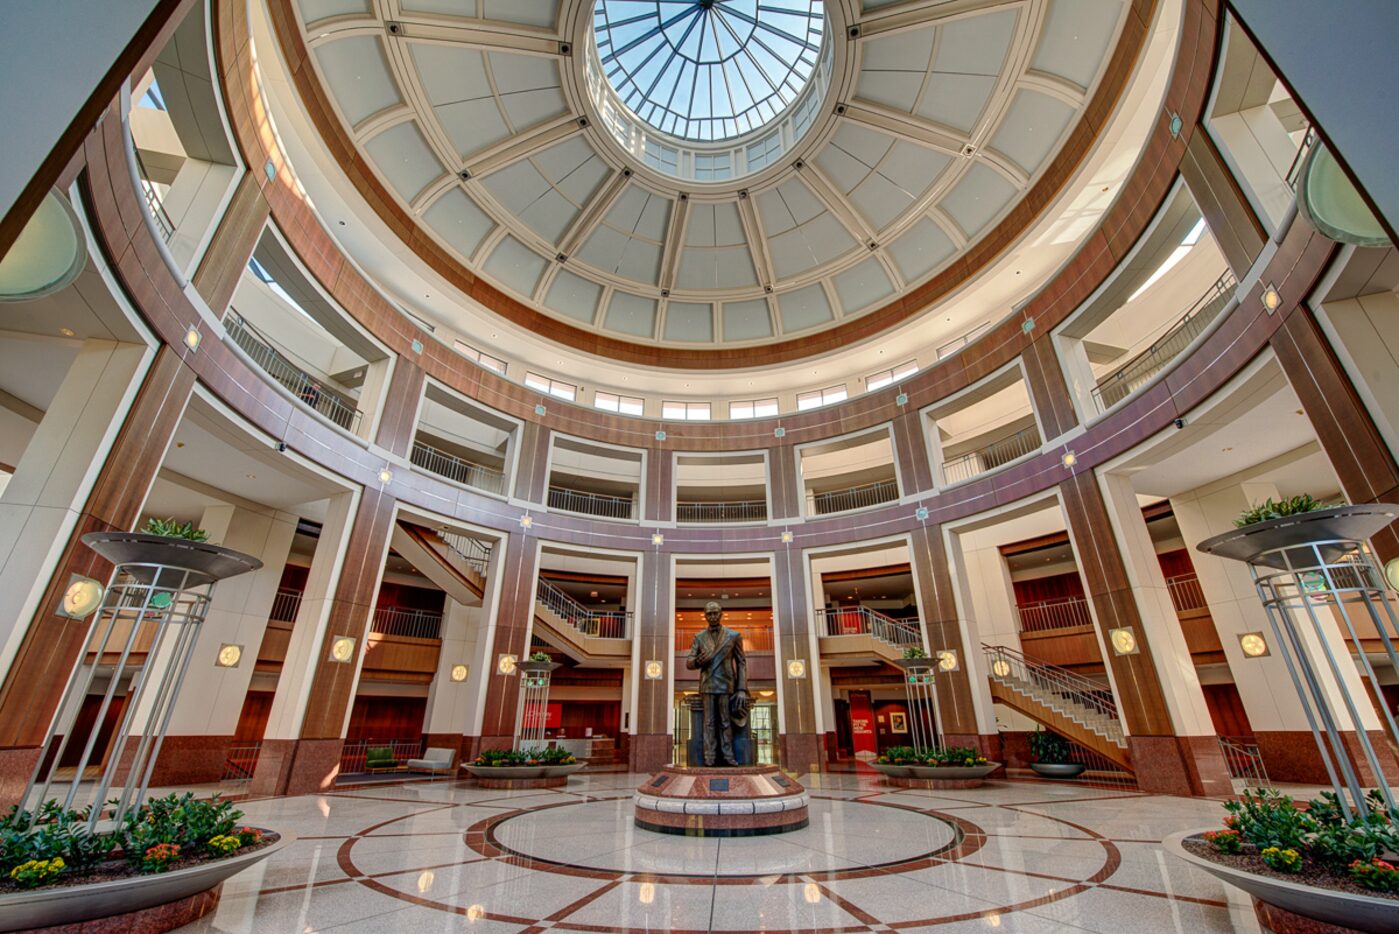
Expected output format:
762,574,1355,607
870,745,1000,787
1166,789,1399,932
0,794,288,932
1028,731,1086,778
462,745,584,787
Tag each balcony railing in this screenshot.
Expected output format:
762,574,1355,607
438,530,492,576
810,478,899,515
1014,596,1093,633
411,439,507,495
536,578,631,638
133,144,175,242
1286,126,1318,190
1165,573,1207,614
817,606,923,646
338,738,423,776
548,485,634,520
1091,272,1237,412
370,606,443,640
224,311,361,432
943,424,1041,485
676,499,768,524
269,587,302,623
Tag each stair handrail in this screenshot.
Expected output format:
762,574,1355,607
981,642,1121,726
437,530,492,575
818,606,923,645
535,577,631,638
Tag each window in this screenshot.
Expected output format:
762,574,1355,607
797,385,848,410
525,372,576,401
453,340,507,376
662,401,711,421
866,360,919,391
729,398,779,419
595,391,644,416
1128,218,1209,301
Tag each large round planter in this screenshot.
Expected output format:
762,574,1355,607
0,828,290,933
463,762,584,788
868,761,914,779
82,532,264,582
870,761,1001,789
1029,762,1087,778
1165,830,1399,934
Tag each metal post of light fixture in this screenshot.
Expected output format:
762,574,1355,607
1198,505,1399,815
892,658,939,753
514,658,559,749
23,532,261,830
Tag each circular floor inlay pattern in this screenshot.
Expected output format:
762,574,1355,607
488,795,960,877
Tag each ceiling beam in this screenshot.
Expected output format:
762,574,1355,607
465,114,583,177
556,170,631,259
839,104,967,157
797,162,877,247
657,195,690,295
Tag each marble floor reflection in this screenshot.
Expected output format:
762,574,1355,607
176,771,1263,933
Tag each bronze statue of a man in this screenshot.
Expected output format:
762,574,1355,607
685,600,749,766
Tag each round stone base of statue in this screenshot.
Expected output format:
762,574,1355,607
633,765,809,837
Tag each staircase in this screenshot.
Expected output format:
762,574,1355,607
818,606,925,663
396,522,630,665
981,642,1132,770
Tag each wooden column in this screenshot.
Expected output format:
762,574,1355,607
772,545,821,774
768,444,801,521
375,359,424,459
1179,130,1268,278
513,421,551,504
642,444,673,524
1059,471,1232,795
190,173,269,316
1022,336,1078,441
908,524,989,751
629,551,673,771
0,347,195,806
891,408,934,496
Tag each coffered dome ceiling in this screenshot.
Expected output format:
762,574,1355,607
290,0,1134,358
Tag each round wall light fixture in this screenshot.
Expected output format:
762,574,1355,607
497,653,519,675
644,659,664,680
991,658,1012,678
935,649,960,672
1238,632,1270,658
1108,626,1139,656
450,664,469,682
215,643,244,668
58,575,104,619
0,190,86,302
328,635,357,663
786,658,808,679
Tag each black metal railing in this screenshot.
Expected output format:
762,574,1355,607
224,311,361,431
535,578,631,638
548,485,634,519
810,478,899,515
221,743,261,785
411,439,507,495
269,587,302,623
1091,272,1237,412
943,424,1041,484
676,499,768,523
1166,573,1207,613
1014,596,1093,633
817,606,922,645
370,606,443,640
132,142,175,242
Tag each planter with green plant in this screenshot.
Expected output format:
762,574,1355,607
870,745,1001,788
0,794,288,932
517,651,559,675
1027,730,1086,778
462,745,584,787
1165,789,1399,933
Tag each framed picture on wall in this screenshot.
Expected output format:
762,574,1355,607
889,712,908,733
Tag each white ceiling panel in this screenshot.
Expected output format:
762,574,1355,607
422,188,495,260
482,0,559,28
887,216,955,282
723,299,773,341
603,292,657,337
940,163,1018,238
988,89,1077,176
914,73,997,133
483,235,548,296
363,121,444,203
677,246,759,290
664,302,714,342
1032,0,1123,90
314,36,401,126
778,284,834,332
297,0,369,23
833,256,894,313
685,202,747,248
487,53,567,128
409,44,510,160
543,268,602,323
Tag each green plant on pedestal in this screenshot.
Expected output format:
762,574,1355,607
141,517,209,542
1029,730,1071,764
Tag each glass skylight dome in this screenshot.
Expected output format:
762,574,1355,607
593,0,827,143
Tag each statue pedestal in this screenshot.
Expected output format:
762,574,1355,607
633,765,808,837
685,695,756,767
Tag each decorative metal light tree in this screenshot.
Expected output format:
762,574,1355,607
1197,504,1399,817
514,655,559,748
891,651,942,752
24,531,261,829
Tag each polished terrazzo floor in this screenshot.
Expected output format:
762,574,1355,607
178,771,1264,933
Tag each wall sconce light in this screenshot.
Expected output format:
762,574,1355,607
328,635,357,663
519,515,533,530
935,649,960,672
644,659,664,680
991,658,1012,679
1384,557,1399,591
651,532,664,546
183,325,201,351
215,643,243,668
1238,632,1270,658
786,658,807,679
1108,627,1139,656
497,653,518,675
1061,451,1077,468
378,467,393,484
1261,285,1282,313
58,575,104,619
450,664,469,682
780,530,794,544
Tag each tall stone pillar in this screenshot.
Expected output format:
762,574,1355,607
131,502,297,785
772,545,822,774
1060,471,1233,795
629,550,673,771
421,596,489,763
1171,480,1396,783
250,489,391,796
0,344,189,806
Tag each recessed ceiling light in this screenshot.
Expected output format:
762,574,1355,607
58,327,75,337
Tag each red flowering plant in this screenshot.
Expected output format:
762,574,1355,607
141,843,181,873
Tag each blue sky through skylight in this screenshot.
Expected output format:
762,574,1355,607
594,0,825,142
